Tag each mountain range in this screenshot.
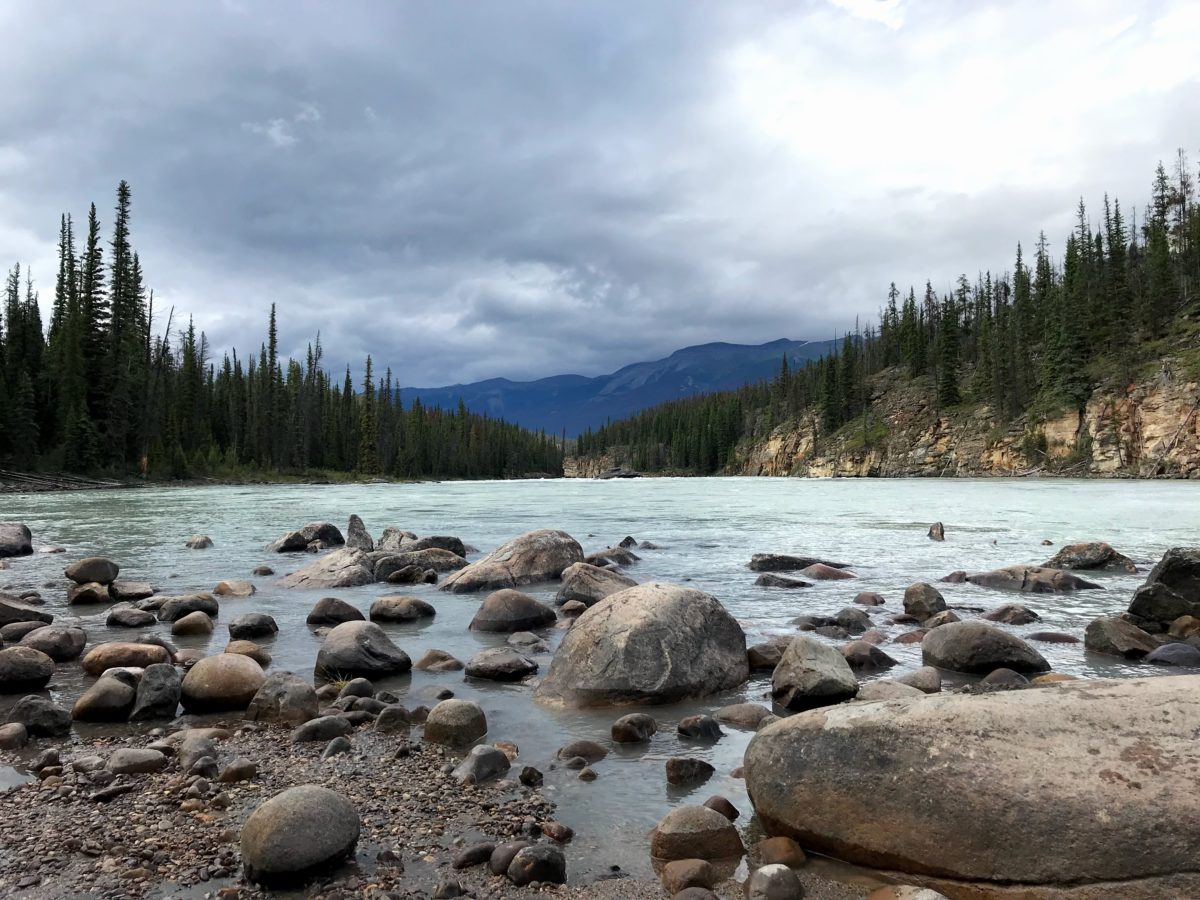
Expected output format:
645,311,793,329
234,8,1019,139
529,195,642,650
402,338,841,436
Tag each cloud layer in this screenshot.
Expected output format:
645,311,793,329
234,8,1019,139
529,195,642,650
2,0,1198,385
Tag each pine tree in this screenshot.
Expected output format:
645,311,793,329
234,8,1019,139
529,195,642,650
936,294,960,407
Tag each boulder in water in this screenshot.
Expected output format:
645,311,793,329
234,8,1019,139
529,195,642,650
0,523,33,557
903,583,946,620
771,636,859,710
64,556,120,585
157,593,219,622
0,595,52,627
314,621,411,681
921,622,1050,674
469,589,555,632
928,522,945,541
180,654,266,712
278,548,374,589
465,647,537,682
306,596,364,626
228,613,278,640
369,595,436,623
129,663,182,720
73,672,138,721
1084,616,1158,658
266,522,345,553
0,647,54,692
82,641,171,676
106,605,155,628
440,529,584,593
19,625,86,661
185,534,213,550
345,515,374,551
1042,541,1136,572
555,562,636,606
748,554,849,572
966,565,1102,593
754,573,811,589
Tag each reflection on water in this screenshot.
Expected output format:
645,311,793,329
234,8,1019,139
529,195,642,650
2,477,1198,880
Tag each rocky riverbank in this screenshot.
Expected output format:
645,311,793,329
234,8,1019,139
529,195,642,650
2,512,1199,898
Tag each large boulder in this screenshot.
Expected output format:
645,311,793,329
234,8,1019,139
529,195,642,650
469,589,556,632
157,593,219,623
306,597,365,626
771,636,859,710
903,583,947,620
129,663,182,720
277,549,374,589
649,805,745,862
555,562,636,607
0,647,54,692
368,595,436,623
228,613,278,640
241,785,360,884
180,654,266,712
465,648,537,682
744,675,1200,897
535,582,747,707
1043,541,1137,573
1128,582,1200,629
19,625,86,661
6,695,71,735
1084,616,1158,658
82,641,171,675
440,529,584,593
313,621,411,681
246,673,320,725
172,610,214,636
266,522,345,553
921,622,1049,674
372,549,466,579
107,606,156,628
67,582,111,604
0,523,33,557
424,699,487,748
399,535,468,556
64,556,120,585
748,554,849,572
966,565,1102,593
1143,547,1200,598
345,515,374,552
73,672,138,721
0,595,52,627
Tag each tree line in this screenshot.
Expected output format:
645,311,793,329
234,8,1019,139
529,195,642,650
576,151,1200,473
0,182,563,480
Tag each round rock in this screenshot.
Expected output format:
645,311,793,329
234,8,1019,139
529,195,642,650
240,785,361,885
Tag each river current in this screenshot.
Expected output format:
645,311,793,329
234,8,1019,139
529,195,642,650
2,477,1198,882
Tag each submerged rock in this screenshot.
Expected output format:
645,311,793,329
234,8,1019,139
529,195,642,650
966,565,1102,593
748,554,849,572
441,529,584,593
535,582,748,707
278,548,375,589
744,675,1200,897
1042,541,1136,572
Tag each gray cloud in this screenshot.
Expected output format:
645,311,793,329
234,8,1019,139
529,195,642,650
2,0,1198,386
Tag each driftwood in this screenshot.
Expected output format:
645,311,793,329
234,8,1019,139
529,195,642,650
0,469,131,492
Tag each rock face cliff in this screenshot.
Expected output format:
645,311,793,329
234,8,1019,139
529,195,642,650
566,362,1200,479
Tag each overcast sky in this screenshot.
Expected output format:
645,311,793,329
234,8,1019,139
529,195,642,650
2,0,1198,386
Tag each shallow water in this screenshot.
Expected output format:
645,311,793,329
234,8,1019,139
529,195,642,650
2,477,1198,881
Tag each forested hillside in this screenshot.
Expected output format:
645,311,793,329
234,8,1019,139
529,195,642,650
572,152,1200,476
0,183,563,481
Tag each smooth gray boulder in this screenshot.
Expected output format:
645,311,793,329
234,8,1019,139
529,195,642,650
107,605,156,628
451,745,511,784
130,663,182,720
64,556,120,585
745,675,1200,898
469,589,555,632
19,625,86,661
228,613,278,640
535,582,747,707
423,699,486,748
246,672,320,725
278,548,374,589
180,654,266,712
771,636,859,710
313,621,411,681
0,647,54,692
0,523,33,557
922,621,1049,674
241,785,360,884
73,673,138,721
465,647,537,682
555,562,637,608
157,593,219,622
306,597,365,626
440,529,584,593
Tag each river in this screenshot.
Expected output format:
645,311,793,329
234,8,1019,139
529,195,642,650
2,477,1198,883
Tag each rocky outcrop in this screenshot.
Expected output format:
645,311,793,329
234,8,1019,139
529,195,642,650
535,582,747,707
744,675,1200,898
440,530,584,593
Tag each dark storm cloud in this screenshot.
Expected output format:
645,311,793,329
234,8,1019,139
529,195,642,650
1,0,1198,385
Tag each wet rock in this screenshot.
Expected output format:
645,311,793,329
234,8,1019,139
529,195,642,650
0,620,45,642
465,647,537,682
225,639,271,666
108,748,166,774
246,672,319,725
441,529,584,593
67,582,110,604
489,841,533,876
453,842,496,869
424,699,487,747
0,646,54,692
82,641,172,677
267,522,345,553
666,758,715,785
703,795,739,821
966,565,1102,594
292,715,355,743
253,565,274,576
715,703,774,730
314,621,411,681
611,712,657,742
73,673,137,721
799,563,855,580
376,527,418,552
928,522,945,541
369,595,436,623
834,607,871,633
855,591,886,606
402,534,469,556
650,805,744,862
185,535,213,550
745,863,804,899
536,582,748,707
678,715,723,741
754,836,807,868
772,636,858,711
64,556,120,585
921,622,1050,674
755,574,812,589
940,571,968,583
180,654,266,712
0,596,53,628
240,785,360,884
894,666,942,694
519,765,543,787
373,548,467,578
110,581,155,601
557,739,607,763
1027,631,1080,644
228,613,278,640
1043,541,1136,572
107,606,156,628
452,744,511,784
507,844,566,886
172,610,214,636
982,603,1041,625
980,667,1029,686
413,649,464,672
744,675,1200,896
6,695,70,735
157,593,219,622
306,596,365,626
1146,642,1200,667
129,663,182,720
922,610,960,628
1127,582,1200,629
556,562,637,606
468,589,557,633
748,554,849,572
1169,615,1200,639
19,625,85,661
345,514,374,552
856,680,924,701
278,548,374,589
507,631,550,653
214,579,255,597
0,523,33,557
840,641,897,672
1141,547,1200,603
1083,616,1158,658
0,722,28,749
586,546,640,568
903,583,947,620
747,641,786,671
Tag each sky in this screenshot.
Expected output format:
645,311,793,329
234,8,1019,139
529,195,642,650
1,0,1199,387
